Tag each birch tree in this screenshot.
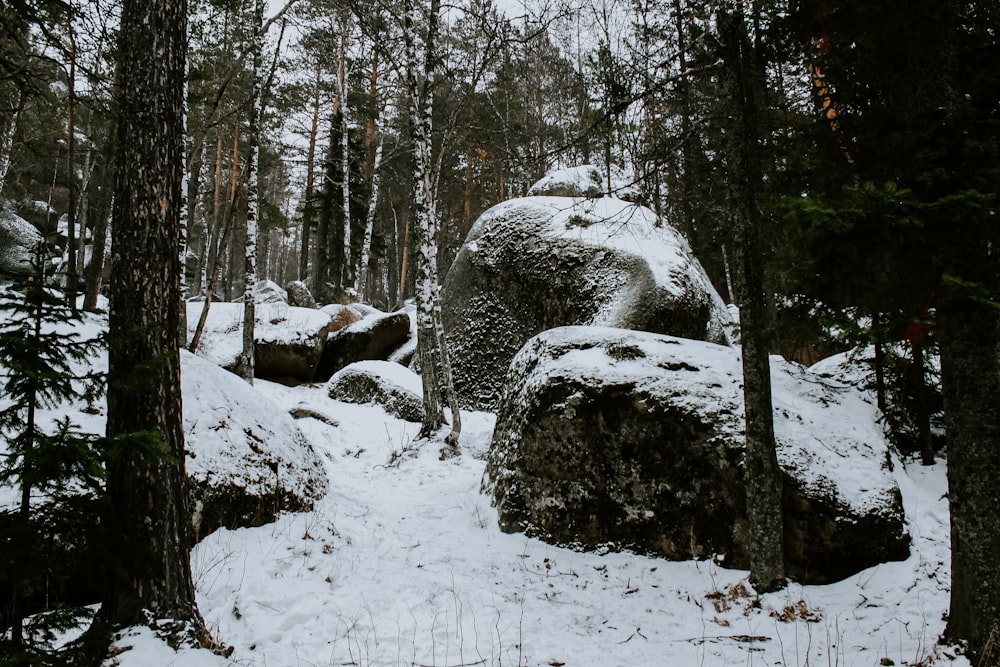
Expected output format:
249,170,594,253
238,0,265,384
404,0,461,450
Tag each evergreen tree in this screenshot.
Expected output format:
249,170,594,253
0,243,104,664
788,0,1000,657
86,0,220,656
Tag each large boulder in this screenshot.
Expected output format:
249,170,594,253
0,210,43,276
254,279,288,304
442,195,732,409
182,350,329,539
285,280,318,309
483,326,909,584
326,360,423,422
316,308,412,381
185,301,337,382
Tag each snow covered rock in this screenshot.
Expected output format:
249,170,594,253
254,279,288,304
182,350,329,539
185,301,337,382
0,210,43,276
320,303,363,330
442,196,732,409
527,164,640,202
326,360,423,422
483,326,909,584
285,279,318,309
316,308,412,381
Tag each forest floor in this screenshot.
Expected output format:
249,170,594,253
107,371,964,667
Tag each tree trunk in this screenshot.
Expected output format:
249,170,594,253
0,91,20,194
337,25,353,292
82,197,111,311
300,62,322,283
239,0,264,384
94,0,212,648
940,298,1000,661
719,5,784,593
356,134,383,298
65,25,78,308
405,0,461,446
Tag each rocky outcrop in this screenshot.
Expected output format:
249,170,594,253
182,350,329,539
254,279,288,304
0,210,43,276
526,164,640,202
185,301,337,382
286,280,318,309
484,326,909,584
442,195,732,409
326,360,423,422
316,309,412,381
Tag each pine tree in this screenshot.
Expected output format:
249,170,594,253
86,0,219,655
0,243,104,664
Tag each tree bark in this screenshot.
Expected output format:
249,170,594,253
719,5,784,593
337,22,353,291
95,0,211,647
65,24,79,308
299,61,322,283
239,0,265,384
940,298,1000,661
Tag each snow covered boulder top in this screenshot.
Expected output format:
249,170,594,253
442,195,732,409
484,326,909,583
316,308,411,381
527,164,641,202
326,360,423,422
0,209,43,276
186,301,337,381
182,350,329,538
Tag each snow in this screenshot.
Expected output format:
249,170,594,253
499,326,898,518
472,195,731,333
527,164,639,201
0,299,967,667
168,389,959,667
181,349,328,505
185,301,334,367
329,359,424,396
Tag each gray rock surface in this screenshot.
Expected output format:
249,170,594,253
442,196,731,409
316,309,412,381
0,210,43,276
484,326,909,584
326,360,423,422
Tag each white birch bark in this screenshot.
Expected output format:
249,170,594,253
240,0,265,384
0,101,18,195
338,21,352,292
405,0,460,448
356,133,383,298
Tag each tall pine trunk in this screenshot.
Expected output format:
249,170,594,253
719,5,783,593
94,0,212,649
940,299,1000,661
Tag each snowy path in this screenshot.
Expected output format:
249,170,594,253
114,380,960,667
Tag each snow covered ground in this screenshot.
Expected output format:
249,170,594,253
109,369,962,667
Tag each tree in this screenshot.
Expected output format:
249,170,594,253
0,244,103,664
88,0,216,652
788,0,1000,657
716,2,784,593
404,0,461,450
